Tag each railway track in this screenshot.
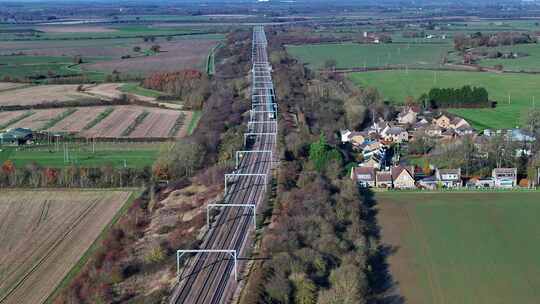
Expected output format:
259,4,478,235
169,26,277,304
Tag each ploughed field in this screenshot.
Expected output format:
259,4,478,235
349,70,540,130
376,192,540,304
0,105,190,138
0,24,222,81
0,190,132,304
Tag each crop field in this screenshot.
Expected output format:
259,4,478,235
82,39,218,75
286,42,451,69
81,106,187,138
0,24,223,81
0,142,161,168
0,190,132,304
376,191,540,304
0,84,98,107
349,70,540,129
10,108,66,130
1,104,191,139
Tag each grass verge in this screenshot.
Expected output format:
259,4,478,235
187,111,202,136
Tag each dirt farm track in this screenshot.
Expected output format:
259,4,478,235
0,190,132,304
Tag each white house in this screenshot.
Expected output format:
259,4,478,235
492,168,517,188
436,168,462,188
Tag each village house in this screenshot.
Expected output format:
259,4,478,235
397,107,419,125
340,130,369,146
381,127,409,143
391,165,416,189
376,171,393,188
492,168,517,188
433,114,452,129
449,117,470,130
418,175,438,189
351,166,376,187
422,124,443,137
361,155,383,169
436,168,462,188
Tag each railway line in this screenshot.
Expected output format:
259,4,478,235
169,25,277,304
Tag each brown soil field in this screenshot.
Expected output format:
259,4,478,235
0,190,131,304
82,106,144,138
0,85,98,107
46,106,109,133
10,108,65,130
35,26,117,33
83,40,217,75
175,111,193,138
0,83,25,91
2,104,189,138
0,110,28,127
128,109,185,138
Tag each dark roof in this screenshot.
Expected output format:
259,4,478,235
352,167,376,181
391,165,415,180
376,171,392,182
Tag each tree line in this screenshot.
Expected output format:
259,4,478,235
454,31,537,51
424,85,490,108
0,160,152,188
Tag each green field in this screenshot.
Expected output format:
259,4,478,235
286,42,451,70
349,70,540,129
120,83,164,98
377,191,540,304
0,143,161,168
475,44,540,72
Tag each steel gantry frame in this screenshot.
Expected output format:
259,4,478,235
176,250,238,281
206,203,257,229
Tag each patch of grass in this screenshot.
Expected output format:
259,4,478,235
286,42,451,69
187,111,202,136
121,111,149,136
0,143,161,169
377,191,540,304
349,70,540,129
0,111,35,129
83,107,114,130
39,108,77,131
206,43,221,76
120,83,163,98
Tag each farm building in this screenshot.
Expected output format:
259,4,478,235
0,128,33,145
